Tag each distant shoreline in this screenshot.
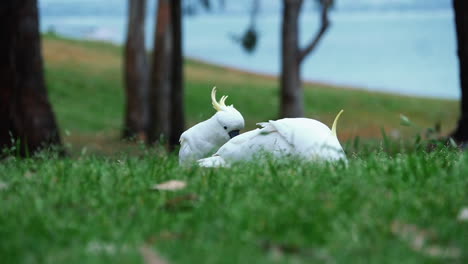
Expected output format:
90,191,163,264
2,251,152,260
186,55,458,102
40,8,459,99
42,33,458,102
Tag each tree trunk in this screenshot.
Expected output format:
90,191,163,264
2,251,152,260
451,0,468,142
123,0,148,141
148,0,173,145
169,0,185,149
0,0,62,156
280,0,303,117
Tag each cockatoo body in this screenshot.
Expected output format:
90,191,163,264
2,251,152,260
198,110,346,167
179,87,245,165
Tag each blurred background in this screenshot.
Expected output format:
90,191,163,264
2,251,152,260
40,0,458,98
1,0,463,155
3,2,468,263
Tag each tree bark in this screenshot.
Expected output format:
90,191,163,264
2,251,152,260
280,0,303,117
451,0,468,142
0,0,62,156
169,0,185,149
123,0,148,141
280,0,332,118
299,0,331,62
148,0,173,145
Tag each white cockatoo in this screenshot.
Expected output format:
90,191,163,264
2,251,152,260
179,87,245,165
197,110,346,167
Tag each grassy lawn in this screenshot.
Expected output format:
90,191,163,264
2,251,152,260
0,36,467,263
1,150,467,263
41,35,459,154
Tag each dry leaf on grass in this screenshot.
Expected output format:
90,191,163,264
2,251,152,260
261,241,333,262
24,171,35,179
0,181,8,191
164,193,199,211
86,241,129,254
139,245,169,264
146,230,182,244
391,220,461,259
152,180,186,191
457,207,468,222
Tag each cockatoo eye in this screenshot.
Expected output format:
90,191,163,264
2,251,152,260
224,126,227,130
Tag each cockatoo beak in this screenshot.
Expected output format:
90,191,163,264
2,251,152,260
228,130,240,138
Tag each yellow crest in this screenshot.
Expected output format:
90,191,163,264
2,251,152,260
211,86,228,111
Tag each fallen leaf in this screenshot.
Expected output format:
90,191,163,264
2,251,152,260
139,245,169,264
448,138,458,148
424,245,461,259
0,181,8,191
261,241,300,255
152,180,186,191
260,241,333,262
86,241,129,255
24,171,34,179
86,242,117,254
391,220,460,259
400,114,412,126
164,193,198,211
157,230,180,240
391,220,433,250
457,207,468,222
146,231,182,244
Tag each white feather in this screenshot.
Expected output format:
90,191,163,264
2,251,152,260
179,88,245,165
197,155,228,167
179,118,227,164
198,116,346,167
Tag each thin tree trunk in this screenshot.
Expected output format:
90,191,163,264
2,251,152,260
148,0,173,145
169,0,185,149
452,0,468,142
298,0,331,62
280,0,331,118
123,0,148,141
280,0,303,117
0,0,62,156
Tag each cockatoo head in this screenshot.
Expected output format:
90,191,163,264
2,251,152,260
211,87,245,140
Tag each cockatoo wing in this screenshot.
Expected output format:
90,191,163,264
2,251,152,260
264,118,346,161
198,128,292,167
179,131,208,165
268,118,331,151
257,122,277,133
209,127,293,164
198,155,228,167
179,135,195,164
213,128,263,159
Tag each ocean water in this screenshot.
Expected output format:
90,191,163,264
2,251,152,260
39,1,459,99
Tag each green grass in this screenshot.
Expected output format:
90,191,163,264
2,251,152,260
41,35,459,155
1,150,467,263
1,36,467,263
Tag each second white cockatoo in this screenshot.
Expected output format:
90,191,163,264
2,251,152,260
197,110,346,167
179,87,245,165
